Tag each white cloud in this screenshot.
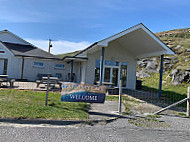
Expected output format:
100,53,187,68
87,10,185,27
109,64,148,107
25,38,91,55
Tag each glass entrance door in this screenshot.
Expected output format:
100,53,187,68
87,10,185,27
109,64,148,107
103,66,119,87
112,68,118,86
104,68,111,82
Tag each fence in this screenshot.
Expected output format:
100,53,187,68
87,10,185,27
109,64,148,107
0,78,189,118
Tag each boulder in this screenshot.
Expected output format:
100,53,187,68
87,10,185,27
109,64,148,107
136,72,150,78
185,58,189,62
174,45,182,49
146,61,158,70
186,49,190,52
171,70,190,85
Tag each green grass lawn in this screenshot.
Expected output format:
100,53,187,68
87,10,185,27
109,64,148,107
141,73,189,106
0,89,89,120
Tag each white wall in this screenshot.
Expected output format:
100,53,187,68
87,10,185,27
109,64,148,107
83,41,137,89
0,43,22,79
23,58,70,81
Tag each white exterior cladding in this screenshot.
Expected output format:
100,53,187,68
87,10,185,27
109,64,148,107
71,23,174,89
0,30,70,81
0,44,22,79
78,41,137,89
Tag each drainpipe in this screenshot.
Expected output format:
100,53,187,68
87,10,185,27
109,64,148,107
99,47,105,86
70,60,74,82
158,54,164,97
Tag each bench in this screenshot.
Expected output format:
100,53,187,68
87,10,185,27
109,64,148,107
36,77,62,89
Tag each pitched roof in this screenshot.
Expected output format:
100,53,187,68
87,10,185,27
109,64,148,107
73,23,174,59
2,42,61,60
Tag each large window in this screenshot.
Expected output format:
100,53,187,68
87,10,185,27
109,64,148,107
33,62,44,67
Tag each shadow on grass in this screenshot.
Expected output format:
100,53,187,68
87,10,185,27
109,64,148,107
123,86,187,112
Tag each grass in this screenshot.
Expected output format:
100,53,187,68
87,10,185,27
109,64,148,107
141,73,189,107
57,50,81,58
106,95,138,114
128,117,169,128
0,89,89,120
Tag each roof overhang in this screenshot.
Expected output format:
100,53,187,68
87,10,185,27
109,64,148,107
63,56,88,63
76,23,174,59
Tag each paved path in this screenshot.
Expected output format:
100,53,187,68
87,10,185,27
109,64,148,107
89,101,125,120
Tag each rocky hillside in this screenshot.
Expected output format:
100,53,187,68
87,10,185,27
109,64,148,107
137,28,190,85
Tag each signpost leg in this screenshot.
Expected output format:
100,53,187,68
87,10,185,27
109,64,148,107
118,80,122,113
187,87,190,117
45,74,50,106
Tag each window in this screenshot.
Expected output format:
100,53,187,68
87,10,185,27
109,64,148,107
33,62,44,67
3,59,8,75
55,64,65,69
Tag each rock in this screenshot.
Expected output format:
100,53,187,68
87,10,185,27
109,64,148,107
186,67,190,71
171,69,179,75
185,58,189,62
186,49,190,52
174,45,182,49
162,81,167,84
164,56,177,60
136,72,150,78
171,70,190,85
146,61,158,70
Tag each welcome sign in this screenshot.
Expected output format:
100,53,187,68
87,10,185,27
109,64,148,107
61,83,106,103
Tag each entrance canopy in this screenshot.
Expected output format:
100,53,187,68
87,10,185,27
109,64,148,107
74,23,174,59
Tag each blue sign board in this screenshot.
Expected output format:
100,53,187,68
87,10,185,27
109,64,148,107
61,83,106,103
61,91,105,103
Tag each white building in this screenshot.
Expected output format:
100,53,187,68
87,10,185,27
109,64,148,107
0,23,174,92
0,30,69,81
62,23,174,91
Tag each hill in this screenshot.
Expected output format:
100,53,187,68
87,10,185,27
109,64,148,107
137,28,190,101
57,50,81,59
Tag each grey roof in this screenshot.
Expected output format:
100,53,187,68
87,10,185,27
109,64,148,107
2,42,61,60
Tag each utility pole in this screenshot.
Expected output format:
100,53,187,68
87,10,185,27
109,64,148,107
48,39,53,53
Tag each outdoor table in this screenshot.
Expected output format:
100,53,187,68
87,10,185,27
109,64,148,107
37,76,62,89
0,75,9,86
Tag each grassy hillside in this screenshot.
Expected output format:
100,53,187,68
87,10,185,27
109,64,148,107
57,50,81,58
140,28,190,102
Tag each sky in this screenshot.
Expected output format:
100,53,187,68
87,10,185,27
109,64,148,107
0,0,190,54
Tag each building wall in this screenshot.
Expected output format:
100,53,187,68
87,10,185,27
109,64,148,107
0,43,22,79
83,41,137,89
23,58,70,81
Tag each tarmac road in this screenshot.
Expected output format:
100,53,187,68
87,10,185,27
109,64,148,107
0,116,190,142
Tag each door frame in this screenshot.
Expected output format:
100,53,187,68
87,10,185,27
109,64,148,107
103,63,121,87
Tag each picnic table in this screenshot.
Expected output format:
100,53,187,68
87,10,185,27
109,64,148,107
36,76,62,89
0,75,15,87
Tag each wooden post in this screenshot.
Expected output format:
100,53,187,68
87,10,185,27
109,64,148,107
187,87,190,117
45,74,50,106
118,80,122,113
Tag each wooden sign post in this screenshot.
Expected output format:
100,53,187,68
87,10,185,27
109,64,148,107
118,80,122,113
187,87,190,117
45,74,51,106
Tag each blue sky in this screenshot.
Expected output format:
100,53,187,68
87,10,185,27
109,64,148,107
0,0,190,54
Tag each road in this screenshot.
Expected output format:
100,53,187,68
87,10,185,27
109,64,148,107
0,116,190,142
